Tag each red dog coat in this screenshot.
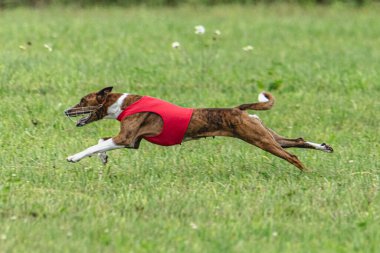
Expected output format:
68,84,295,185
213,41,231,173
117,96,194,146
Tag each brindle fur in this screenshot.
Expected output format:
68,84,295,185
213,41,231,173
65,87,333,171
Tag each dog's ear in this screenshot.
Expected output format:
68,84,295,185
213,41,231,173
96,86,113,100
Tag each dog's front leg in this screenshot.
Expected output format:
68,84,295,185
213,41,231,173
67,138,124,163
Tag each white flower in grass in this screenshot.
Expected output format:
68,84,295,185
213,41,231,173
171,41,181,49
214,30,221,36
44,43,53,52
194,25,206,35
243,45,254,51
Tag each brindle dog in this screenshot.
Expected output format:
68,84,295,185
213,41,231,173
65,87,333,171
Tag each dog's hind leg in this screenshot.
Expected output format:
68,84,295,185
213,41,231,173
265,128,333,153
248,114,333,153
236,119,307,171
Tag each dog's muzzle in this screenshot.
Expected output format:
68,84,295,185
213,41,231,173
64,105,102,127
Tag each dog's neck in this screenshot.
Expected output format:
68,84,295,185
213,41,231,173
104,93,129,119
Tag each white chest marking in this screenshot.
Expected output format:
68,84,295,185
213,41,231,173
104,93,128,119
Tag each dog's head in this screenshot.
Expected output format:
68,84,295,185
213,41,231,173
64,86,113,127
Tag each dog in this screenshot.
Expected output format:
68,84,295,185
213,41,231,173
64,87,333,171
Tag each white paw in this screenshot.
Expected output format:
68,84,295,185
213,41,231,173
67,154,83,163
321,143,334,153
306,142,334,153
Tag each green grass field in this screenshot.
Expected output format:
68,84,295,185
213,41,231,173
0,4,379,252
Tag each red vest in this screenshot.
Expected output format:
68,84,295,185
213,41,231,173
117,96,194,146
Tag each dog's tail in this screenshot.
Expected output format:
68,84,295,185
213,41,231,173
237,92,275,111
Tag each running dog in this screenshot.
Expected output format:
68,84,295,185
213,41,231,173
64,87,333,171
